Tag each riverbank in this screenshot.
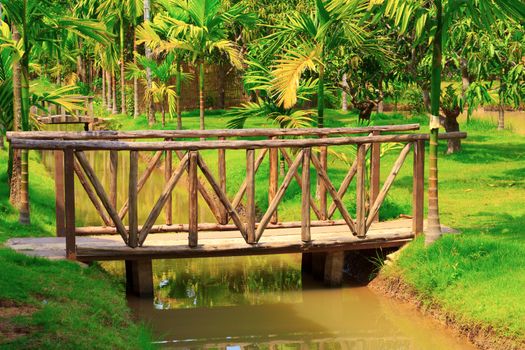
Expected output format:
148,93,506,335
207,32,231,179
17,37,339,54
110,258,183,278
0,150,154,349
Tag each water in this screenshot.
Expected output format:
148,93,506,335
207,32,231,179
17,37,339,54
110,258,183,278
41,124,476,350
104,255,476,350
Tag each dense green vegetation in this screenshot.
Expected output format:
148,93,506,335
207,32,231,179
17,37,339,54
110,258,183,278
0,149,154,349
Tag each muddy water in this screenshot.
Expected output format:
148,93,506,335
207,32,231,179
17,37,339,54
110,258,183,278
461,110,525,135
41,125,475,350
102,255,475,350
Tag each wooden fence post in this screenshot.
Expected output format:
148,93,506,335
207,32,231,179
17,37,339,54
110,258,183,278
109,149,118,210
369,131,381,222
356,144,367,237
301,148,311,242
19,150,30,224
269,137,279,224
218,137,228,224
319,140,328,220
64,149,76,259
188,151,198,247
413,140,425,235
129,151,139,248
54,150,65,237
165,139,172,226
246,149,256,243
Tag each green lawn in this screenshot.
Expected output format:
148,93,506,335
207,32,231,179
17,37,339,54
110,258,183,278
112,108,525,341
0,150,154,349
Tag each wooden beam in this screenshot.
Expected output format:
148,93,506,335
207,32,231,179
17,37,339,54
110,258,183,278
356,144,367,237
280,148,322,220
165,143,173,226
412,140,425,235
269,139,279,224
319,141,328,220
109,150,118,209
217,137,228,224
196,154,248,241
128,151,139,248
301,148,311,243
138,154,189,246
246,149,256,243
311,153,357,235
54,150,65,237
188,152,199,247
64,149,76,259
366,143,412,231
231,148,268,209
75,151,129,244
255,150,304,242
369,131,381,223
118,150,163,220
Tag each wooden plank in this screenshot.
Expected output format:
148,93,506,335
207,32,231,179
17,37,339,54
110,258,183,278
310,153,357,235
218,137,228,224
196,154,248,241
269,139,279,224
246,149,256,243
188,152,198,247
138,154,189,246
9,132,468,151
73,160,112,226
75,151,129,244
319,141,328,220
356,144,367,237
366,143,412,230
54,150,65,237
231,148,268,209
118,150,163,219
255,150,305,242
109,150,118,209
412,140,425,235
301,148,311,242
7,124,422,140
280,148,322,219
165,142,173,226
128,151,139,248
64,149,76,259
369,131,381,223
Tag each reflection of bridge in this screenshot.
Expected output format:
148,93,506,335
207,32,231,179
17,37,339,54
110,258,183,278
6,125,465,296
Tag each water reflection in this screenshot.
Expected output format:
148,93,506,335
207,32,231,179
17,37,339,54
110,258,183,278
103,255,475,350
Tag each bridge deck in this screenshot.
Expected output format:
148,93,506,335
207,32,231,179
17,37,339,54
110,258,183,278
6,220,455,262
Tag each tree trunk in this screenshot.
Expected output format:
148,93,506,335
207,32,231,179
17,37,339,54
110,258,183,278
422,88,431,112
106,70,112,111
377,76,384,113
120,19,127,115
9,24,22,208
498,101,505,131
317,64,325,128
218,65,226,109
199,61,205,133
443,112,461,154
112,73,118,114
102,69,106,108
144,0,155,125
176,60,182,129
341,73,348,112
460,57,470,99
426,0,443,245
133,27,139,118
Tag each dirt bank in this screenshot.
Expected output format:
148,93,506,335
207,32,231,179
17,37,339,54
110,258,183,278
369,274,525,350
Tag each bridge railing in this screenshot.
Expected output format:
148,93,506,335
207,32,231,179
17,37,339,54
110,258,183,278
7,125,466,259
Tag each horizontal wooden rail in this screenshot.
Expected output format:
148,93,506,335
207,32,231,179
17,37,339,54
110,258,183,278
9,132,467,151
6,124,420,140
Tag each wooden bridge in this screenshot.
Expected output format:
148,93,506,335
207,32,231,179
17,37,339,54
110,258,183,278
6,125,465,296
35,96,99,131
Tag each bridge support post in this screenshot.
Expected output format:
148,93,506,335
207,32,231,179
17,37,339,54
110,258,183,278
324,251,345,287
125,259,153,297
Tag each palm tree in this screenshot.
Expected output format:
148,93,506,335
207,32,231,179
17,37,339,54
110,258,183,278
268,0,369,128
363,0,525,244
140,0,255,131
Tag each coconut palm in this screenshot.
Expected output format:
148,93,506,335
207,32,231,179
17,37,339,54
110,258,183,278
361,0,525,243
139,0,256,131
267,0,369,128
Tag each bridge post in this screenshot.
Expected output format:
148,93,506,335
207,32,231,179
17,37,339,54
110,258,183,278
54,150,65,237
369,131,381,222
125,259,153,297
413,140,425,235
324,251,345,287
64,149,76,260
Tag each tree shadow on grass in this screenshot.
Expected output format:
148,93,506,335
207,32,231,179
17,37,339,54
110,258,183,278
445,141,525,164
462,212,525,242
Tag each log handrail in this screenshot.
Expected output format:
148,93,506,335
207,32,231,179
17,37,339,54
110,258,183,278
8,126,467,259
6,124,420,140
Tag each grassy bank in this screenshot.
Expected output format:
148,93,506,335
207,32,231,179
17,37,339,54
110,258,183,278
0,150,154,349
112,108,525,343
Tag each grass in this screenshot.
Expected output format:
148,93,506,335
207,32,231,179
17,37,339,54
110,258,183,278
0,150,154,349
111,108,525,341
